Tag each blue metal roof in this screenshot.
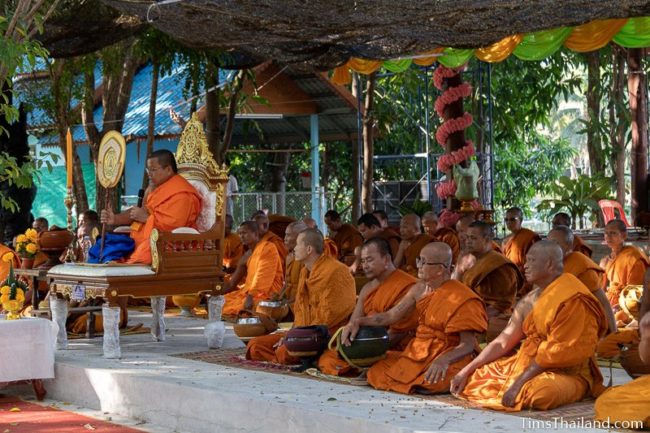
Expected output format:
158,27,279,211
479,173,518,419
14,61,234,146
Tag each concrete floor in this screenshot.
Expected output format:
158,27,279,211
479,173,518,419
4,309,635,433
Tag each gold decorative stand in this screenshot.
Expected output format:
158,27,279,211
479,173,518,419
63,186,76,263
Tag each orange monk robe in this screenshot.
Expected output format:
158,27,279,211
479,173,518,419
596,327,639,358
376,228,401,258
459,273,607,411
222,232,244,270
331,223,363,262
563,251,603,293
261,231,288,263
603,245,649,308
246,254,356,364
491,241,503,254
284,255,304,312
461,250,521,314
503,228,540,296
323,238,338,258
433,228,461,263
400,233,434,276
33,251,48,268
0,245,20,282
222,239,284,316
318,269,419,376
573,235,592,257
128,174,202,264
367,280,487,394
595,375,650,429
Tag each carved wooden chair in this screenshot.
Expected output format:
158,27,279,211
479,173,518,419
47,114,227,354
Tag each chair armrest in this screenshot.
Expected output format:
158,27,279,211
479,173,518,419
150,223,225,274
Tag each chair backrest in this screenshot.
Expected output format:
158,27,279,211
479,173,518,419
175,113,228,232
598,199,631,227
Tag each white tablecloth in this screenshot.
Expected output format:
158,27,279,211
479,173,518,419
0,317,57,382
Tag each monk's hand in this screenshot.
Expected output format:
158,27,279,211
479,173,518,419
424,358,449,384
129,206,149,223
342,321,360,346
456,253,476,274
100,208,115,225
398,239,411,250
501,381,523,408
450,371,469,396
243,295,254,311
272,337,284,349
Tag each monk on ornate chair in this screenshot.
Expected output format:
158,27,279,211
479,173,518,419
47,114,228,357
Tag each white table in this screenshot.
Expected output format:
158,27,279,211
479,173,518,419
0,316,57,400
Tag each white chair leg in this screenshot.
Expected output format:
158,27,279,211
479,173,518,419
50,296,68,350
102,304,121,359
150,296,166,342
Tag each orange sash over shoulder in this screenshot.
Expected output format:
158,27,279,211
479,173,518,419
502,228,540,269
460,273,607,411
223,232,244,269
377,228,401,258
433,227,460,263
401,233,433,276
462,250,521,313
573,235,592,257
261,231,288,263
127,174,202,264
604,245,649,307
564,251,603,293
332,224,363,260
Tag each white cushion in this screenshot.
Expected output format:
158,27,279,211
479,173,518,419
187,179,216,232
172,227,200,234
114,226,132,233
48,263,156,278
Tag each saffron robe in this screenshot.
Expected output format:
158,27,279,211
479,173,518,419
594,375,650,428
400,233,434,276
502,228,540,295
223,232,244,270
222,239,284,316
323,238,338,258
461,250,522,314
246,254,356,364
332,223,363,262
458,273,607,411
564,251,603,293
377,228,401,258
261,231,288,264
603,245,649,308
128,174,202,264
433,227,461,263
366,279,487,394
318,269,418,375
284,254,305,312
573,235,592,257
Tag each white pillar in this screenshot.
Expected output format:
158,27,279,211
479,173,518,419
310,114,322,227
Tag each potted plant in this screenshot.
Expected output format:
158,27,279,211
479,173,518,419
15,228,40,268
0,252,28,319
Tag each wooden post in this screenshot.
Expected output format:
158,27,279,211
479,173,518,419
627,48,649,222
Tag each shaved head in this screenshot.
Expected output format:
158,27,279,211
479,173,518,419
303,217,317,229
252,214,270,234
298,228,324,255
285,220,308,250
421,211,437,224
420,242,452,268
547,225,574,253
529,240,564,271
552,212,571,228
456,214,475,233
605,219,627,233
239,220,259,233
399,213,422,240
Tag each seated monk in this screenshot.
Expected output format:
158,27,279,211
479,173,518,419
100,149,202,265
421,211,460,263
252,213,288,264
547,225,616,333
600,219,649,322
283,221,308,309
324,209,363,265
453,221,522,341
357,213,400,257
246,229,356,364
223,214,244,275
502,206,540,296
221,221,284,315
318,237,418,376
594,286,650,429
451,241,607,411
303,216,337,257
342,242,486,394
393,214,433,276
551,212,592,257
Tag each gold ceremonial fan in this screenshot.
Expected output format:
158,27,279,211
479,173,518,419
97,131,126,189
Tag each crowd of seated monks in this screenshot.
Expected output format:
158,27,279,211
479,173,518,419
225,207,649,427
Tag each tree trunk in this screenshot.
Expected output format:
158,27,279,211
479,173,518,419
585,51,605,175
627,48,649,221
609,46,627,206
351,76,361,221
269,151,290,214
142,59,159,190
220,70,246,165
361,73,376,214
205,63,221,159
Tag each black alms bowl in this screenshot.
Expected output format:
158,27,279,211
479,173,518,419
339,326,389,366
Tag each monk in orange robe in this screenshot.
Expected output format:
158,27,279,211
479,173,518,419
303,216,338,257
221,221,284,315
393,214,433,276
600,219,649,314
502,207,540,296
454,221,522,340
222,214,244,273
246,229,356,364
551,212,592,257
318,237,418,376
595,289,650,429
548,225,616,333
101,150,202,265
452,241,607,411
341,242,486,394
253,213,288,264
283,220,308,308
422,211,460,263
325,210,363,265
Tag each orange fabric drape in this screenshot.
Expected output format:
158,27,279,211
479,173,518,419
346,58,382,74
331,65,352,85
412,48,445,66
476,35,523,63
564,19,629,52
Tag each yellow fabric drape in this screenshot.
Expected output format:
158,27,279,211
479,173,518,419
412,48,445,66
476,35,523,63
347,58,382,74
564,19,628,52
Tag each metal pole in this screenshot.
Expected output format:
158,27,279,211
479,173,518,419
310,114,321,225
424,67,432,204
356,74,363,219
487,63,495,211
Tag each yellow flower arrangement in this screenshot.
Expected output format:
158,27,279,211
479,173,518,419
16,228,40,259
0,259,28,318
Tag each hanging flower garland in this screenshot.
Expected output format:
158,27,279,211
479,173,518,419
433,64,475,200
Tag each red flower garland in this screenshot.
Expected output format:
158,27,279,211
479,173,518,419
435,112,473,147
436,141,475,173
434,83,472,117
435,179,457,200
